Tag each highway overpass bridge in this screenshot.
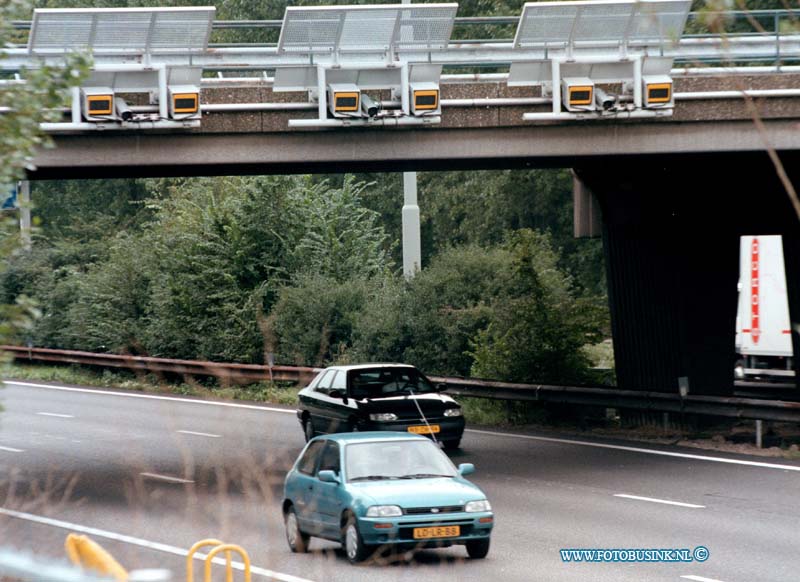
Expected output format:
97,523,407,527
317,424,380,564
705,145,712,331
5,4,800,400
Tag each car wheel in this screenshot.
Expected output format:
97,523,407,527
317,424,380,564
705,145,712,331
465,538,490,559
442,438,461,451
342,514,372,563
304,417,315,442
284,507,310,553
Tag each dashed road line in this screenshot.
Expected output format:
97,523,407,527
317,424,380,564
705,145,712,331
177,430,221,438
681,575,728,582
614,494,705,509
0,446,23,453
36,412,74,418
139,472,195,484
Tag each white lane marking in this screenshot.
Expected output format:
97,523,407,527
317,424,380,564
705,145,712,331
4,380,294,414
467,428,800,473
681,576,728,582
139,472,195,484
0,507,316,582
36,412,74,418
0,446,23,453
177,430,221,438
614,494,705,509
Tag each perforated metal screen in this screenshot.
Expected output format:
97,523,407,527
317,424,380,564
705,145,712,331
28,7,215,53
514,0,691,48
278,4,458,53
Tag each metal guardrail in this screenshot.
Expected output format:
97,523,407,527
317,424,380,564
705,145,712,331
3,345,800,423
1,345,319,385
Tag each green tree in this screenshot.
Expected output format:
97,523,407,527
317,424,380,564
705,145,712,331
269,275,374,366
286,176,393,283
470,230,604,384
351,244,515,376
1,1,89,187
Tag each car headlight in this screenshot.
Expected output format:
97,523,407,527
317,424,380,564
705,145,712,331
465,500,492,513
366,505,403,517
444,408,463,417
369,413,398,421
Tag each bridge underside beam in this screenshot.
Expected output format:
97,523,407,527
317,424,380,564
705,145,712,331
576,153,800,397
28,120,800,180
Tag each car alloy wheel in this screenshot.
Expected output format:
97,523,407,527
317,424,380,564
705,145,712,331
343,516,371,563
285,507,309,553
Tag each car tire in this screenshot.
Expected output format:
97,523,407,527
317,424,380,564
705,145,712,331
466,538,490,560
465,538,490,559
342,513,372,563
284,507,310,553
442,438,461,451
304,417,315,442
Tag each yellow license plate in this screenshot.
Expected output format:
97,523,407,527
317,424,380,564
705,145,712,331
408,425,440,434
413,526,460,539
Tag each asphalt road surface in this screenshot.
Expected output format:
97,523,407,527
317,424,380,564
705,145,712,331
1,379,799,582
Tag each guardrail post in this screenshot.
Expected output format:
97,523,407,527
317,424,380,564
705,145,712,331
756,419,763,449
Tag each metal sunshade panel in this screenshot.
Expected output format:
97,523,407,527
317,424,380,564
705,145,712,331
28,7,216,53
277,4,459,53
628,0,693,43
513,0,691,48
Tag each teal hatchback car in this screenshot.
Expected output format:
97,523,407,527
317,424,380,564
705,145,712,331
282,432,493,563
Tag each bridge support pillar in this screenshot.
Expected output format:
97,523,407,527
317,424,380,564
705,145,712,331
599,217,739,395
781,234,800,391
576,160,745,396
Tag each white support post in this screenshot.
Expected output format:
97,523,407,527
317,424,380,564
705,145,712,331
551,59,562,114
317,65,327,121
18,180,31,251
158,66,168,120
401,63,410,116
402,172,422,279
400,0,421,279
71,87,81,123
633,56,643,109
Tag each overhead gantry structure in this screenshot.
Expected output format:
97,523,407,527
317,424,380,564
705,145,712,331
0,0,701,132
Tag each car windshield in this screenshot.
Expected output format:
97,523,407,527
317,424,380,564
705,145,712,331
349,367,436,399
346,440,457,482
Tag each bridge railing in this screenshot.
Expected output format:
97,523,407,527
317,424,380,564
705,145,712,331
4,345,800,423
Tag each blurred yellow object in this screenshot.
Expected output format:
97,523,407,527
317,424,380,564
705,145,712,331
186,538,251,582
203,544,250,582
186,539,226,582
65,533,128,581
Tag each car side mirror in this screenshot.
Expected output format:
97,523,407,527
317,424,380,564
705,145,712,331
458,463,475,476
318,470,340,484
